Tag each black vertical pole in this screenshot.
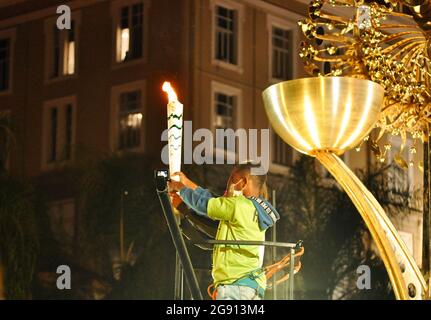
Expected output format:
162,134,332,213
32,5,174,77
174,251,181,299
289,247,295,300
423,127,430,278
271,189,277,300
155,171,203,300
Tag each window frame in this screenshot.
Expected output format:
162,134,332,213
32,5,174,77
110,80,146,154
210,80,243,163
210,0,245,74
41,96,77,171
111,0,150,68
210,80,242,133
267,14,298,84
43,12,81,84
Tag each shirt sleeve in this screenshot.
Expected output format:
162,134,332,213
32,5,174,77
179,187,213,217
207,197,236,221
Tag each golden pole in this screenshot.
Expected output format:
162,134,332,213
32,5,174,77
316,151,423,299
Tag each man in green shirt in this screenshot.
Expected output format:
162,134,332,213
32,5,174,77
168,163,280,300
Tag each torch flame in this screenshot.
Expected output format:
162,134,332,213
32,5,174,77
162,82,178,102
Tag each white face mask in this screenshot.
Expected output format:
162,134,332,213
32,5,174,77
232,189,243,197
227,179,245,197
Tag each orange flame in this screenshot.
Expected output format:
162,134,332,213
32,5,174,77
162,82,178,102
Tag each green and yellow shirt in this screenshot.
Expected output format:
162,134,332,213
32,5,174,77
179,187,280,295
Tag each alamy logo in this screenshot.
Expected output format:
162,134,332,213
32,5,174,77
56,5,72,30
161,121,270,175
356,265,371,290
56,265,71,290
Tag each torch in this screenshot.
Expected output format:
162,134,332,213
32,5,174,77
162,82,183,182
157,82,202,299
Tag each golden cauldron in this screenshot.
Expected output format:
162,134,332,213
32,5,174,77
262,77,384,156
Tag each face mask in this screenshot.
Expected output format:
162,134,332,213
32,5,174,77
226,179,245,197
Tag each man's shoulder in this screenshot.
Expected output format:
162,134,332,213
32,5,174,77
225,195,255,207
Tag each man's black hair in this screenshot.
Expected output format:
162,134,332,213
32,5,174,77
233,161,268,199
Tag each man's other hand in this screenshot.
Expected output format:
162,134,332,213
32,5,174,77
171,172,198,190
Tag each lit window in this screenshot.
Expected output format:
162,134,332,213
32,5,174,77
118,90,143,150
117,2,144,62
120,28,130,61
271,26,293,80
43,100,75,166
47,20,77,79
0,38,11,91
214,92,235,130
64,21,75,75
272,133,292,167
215,5,237,64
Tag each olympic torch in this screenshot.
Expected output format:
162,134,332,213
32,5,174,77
162,82,183,182
158,82,203,300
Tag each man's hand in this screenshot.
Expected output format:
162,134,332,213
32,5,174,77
171,172,198,190
169,191,183,209
167,179,185,193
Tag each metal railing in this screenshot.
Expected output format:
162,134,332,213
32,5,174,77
188,239,303,300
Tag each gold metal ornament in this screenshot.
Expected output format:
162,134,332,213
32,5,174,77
299,0,431,165
263,77,428,299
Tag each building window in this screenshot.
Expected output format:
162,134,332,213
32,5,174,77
271,26,293,80
52,26,60,78
45,15,79,81
0,110,11,170
211,0,244,72
211,81,242,131
64,21,76,75
0,38,11,92
42,97,76,169
118,90,143,150
111,81,145,152
211,81,242,161
214,92,235,130
267,15,298,83
272,133,292,167
115,1,144,63
215,5,237,64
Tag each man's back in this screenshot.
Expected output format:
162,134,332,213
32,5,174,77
208,195,266,290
